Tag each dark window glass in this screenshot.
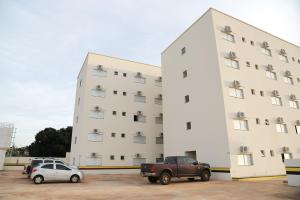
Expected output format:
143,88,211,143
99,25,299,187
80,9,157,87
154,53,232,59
164,157,177,164
44,160,53,163
41,164,54,169
32,160,43,167
56,164,70,170
184,157,197,164
55,161,64,164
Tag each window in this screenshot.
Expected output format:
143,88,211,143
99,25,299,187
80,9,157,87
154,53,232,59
123,91,127,96
251,89,255,95
255,64,259,70
112,111,117,115
237,154,253,166
279,54,288,63
265,119,270,126
242,37,246,42
79,80,82,87
134,72,146,84
233,120,248,131
260,150,266,157
41,164,54,169
123,73,127,77
298,59,300,64
185,95,190,103
111,132,116,137
181,47,186,55
76,116,78,123
246,61,250,67
114,71,118,75
295,125,300,134
292,57,295,62
260,91,264,96
261,48,271,56
256,118,260,125
289,100,299,109
266,71,277,80
56,164,70,170
271,97,282,106
281,153,292,162
88,132,103,142
223,33,235,42
121,133,126,138
276,123,287,133
229,88,244,98
74,136,77,144
122,112,126,116
113,90,118,95
110,155,115,160
186,122,191,130
270,150,275,157
284,77,293,85
44,160,53,163
78,97,80,105
250,41,254,46
183,70,187,78
165,157,177,164
297,78,300,83
120,155,125,160
225,58,239,69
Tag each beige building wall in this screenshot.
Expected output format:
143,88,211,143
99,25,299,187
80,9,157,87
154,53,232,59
162,8,300,179
70,53,163,173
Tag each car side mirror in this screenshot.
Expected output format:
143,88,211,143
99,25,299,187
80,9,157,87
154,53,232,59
193,161,198,165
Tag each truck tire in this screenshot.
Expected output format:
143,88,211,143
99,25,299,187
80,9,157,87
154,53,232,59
200,170,210,181
160,172,171,185
148,176,158,184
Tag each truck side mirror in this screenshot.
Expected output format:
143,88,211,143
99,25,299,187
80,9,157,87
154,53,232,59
193,161,198,165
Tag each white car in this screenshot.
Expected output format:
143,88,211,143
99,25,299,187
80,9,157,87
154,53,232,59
30,163,83,184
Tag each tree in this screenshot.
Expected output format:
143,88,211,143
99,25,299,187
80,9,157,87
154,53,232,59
28,126,72,157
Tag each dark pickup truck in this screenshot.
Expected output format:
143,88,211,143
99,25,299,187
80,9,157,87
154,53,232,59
140,156,211,185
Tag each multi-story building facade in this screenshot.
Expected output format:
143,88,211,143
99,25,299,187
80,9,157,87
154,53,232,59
70,53,163,173
162,8,300,179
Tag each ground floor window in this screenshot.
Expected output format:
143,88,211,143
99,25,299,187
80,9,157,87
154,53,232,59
281,153,292,162
237,154,253,166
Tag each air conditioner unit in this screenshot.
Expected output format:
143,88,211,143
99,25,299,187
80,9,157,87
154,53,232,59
282,147,290,153
135,153,141,158
93,129,98,133
97,65,103,70
94,106,100,111
277,117,284,124
272,90,280,97
136,131,142,136
285,70,292,77
160,132,164,137
262,41,269,49
237,112,245,119
233,80,240,88
266,64,273,71
229,51,237,59
240,146,248,153
137,91,142,96
91,152,97,157
96,85,102,90
224,25,232,33
137,111,143,115
136,72,142,77
280,49,286,55
290,94,297,101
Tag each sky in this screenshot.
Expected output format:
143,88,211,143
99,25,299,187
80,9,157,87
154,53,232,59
0,0,299,147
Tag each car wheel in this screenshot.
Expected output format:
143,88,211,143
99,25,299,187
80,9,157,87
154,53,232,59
33,175,44,184
147,176,158,184
188,178,195,181
159,172,171,185
200,170,210,182
70,175,80,183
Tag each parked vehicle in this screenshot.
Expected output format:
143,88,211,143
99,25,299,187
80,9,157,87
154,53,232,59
30,163,83,184
140,156,211,185
27,158,66,177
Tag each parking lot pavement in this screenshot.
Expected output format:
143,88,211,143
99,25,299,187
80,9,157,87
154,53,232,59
0,171,300,200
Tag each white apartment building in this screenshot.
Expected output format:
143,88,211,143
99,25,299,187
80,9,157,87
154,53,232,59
162,8,300,179
0,123,14,170
70,53,163,173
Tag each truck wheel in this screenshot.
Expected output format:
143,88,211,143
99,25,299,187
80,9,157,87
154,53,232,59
200,170,210,181
148,176,158,184
160,172,171,185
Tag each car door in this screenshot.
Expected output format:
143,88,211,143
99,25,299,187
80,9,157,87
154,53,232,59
177,157,190,176
40,164,55,181
55,164,72,180
184,157,200,176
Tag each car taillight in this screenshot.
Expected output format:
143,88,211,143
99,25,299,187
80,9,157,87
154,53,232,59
32,168,37,173
149,165,156,172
